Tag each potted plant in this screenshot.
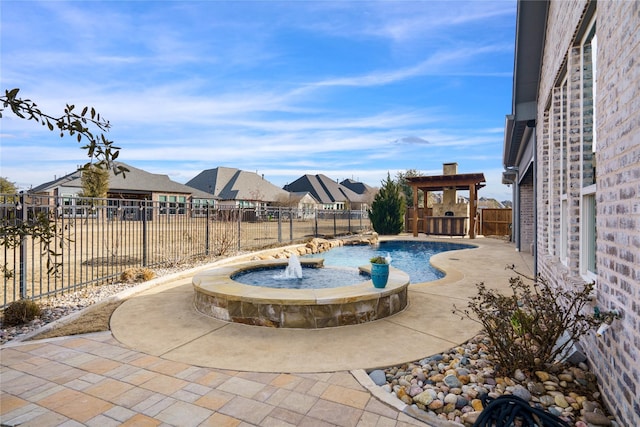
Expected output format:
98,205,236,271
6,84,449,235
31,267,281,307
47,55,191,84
370,255,390,288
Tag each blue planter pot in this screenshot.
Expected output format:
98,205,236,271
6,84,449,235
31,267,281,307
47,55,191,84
371,263,389,288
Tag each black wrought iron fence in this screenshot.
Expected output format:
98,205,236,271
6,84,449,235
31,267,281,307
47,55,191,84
1,194,370,308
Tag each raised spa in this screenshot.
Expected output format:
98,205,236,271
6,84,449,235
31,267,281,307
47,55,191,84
193,257,410,328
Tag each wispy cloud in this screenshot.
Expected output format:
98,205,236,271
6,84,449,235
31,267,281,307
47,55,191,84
1,0,516,200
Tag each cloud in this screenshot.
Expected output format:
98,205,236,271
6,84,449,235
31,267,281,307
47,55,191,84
307,43,511,89
392,136,430,145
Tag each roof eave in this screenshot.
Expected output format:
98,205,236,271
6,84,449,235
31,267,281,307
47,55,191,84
504,0,548,168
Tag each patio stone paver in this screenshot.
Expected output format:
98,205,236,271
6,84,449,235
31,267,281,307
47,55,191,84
1,236,533,426
305,399,364,427
217,395,275,424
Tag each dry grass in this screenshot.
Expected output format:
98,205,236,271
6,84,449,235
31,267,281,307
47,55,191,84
29,299,125,340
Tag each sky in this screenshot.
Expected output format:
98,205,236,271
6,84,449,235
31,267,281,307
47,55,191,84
1,0,517,201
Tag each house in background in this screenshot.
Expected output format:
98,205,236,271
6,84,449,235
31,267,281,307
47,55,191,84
29,162,215,218
286,191,320,219
284,174,369,211
503,1,639,425
187,167,289,210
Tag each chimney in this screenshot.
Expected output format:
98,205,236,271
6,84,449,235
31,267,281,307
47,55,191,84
442,163,458,207
443,162,458,175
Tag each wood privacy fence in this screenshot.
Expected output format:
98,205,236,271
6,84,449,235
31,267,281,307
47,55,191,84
405,207,512,237
1,194,370,308
480,208,512,237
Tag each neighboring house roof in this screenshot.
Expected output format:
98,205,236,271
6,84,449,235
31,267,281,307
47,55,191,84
478,198,505,209
288,191,319,204
186,167,289,202
30,162,213,198
284,174,363,204
340,179,375,195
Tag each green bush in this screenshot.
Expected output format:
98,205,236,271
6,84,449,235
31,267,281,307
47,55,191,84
3,299,42,327
368,173,405,235
454,267,599,376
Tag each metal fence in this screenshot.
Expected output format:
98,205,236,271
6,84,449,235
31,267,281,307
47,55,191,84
1,194,370,308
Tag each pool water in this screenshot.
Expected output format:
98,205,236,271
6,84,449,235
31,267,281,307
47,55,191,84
303,240,475,283
232,266,368,289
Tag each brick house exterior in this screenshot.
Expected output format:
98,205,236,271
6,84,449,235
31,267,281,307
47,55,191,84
503,1,639,425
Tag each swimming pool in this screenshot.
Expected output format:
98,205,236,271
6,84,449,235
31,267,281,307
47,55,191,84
302,240,475,283
232,265,368,289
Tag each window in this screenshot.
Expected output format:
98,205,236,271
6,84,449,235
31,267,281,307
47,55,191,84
580,17,597,278
167,195,175,214
158,195,167,214
559,77,569,264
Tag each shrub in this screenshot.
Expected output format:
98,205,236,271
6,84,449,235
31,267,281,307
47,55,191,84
453,267,599,376
120,268,156,283
3,299,42,327
368,173,405,235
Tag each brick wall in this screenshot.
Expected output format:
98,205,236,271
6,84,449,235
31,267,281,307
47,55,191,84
535,1,640,425
519,171,534,253
592,2,640,424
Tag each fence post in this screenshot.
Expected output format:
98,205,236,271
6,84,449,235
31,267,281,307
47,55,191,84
141,202,148,266
205,207,210,256
289,208,293,241
333,211,337,236
314,209,318,237
237,208,242,251
18,192,27,299
348,210,351,233
277,207,282,243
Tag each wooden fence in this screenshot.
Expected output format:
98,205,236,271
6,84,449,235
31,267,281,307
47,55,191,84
405,207,512,237
480,208,512,237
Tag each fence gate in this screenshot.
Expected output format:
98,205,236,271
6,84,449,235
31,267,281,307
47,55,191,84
480,208,512,236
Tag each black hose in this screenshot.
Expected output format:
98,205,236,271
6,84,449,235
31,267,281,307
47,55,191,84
472,394,571,427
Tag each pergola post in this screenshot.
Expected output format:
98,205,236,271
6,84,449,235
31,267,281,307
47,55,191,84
469,183,477,239
412,183,419,237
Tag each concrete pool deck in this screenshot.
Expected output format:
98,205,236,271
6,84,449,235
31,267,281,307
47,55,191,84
109,236,533,373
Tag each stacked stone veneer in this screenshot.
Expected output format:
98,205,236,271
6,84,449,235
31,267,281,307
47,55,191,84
535,1,640,425
192,235,410,329
193,259,409,328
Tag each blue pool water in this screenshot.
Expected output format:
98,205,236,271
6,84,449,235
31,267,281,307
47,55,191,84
233,240,476,289
232,266,368,289
303,240,475,283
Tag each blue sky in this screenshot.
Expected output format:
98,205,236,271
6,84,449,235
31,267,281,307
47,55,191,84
1,0,516,201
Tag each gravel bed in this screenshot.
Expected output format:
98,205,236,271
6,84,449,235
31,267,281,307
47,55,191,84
370,334,617,427
0,263,211,345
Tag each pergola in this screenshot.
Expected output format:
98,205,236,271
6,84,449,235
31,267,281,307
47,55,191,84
406,172,486,239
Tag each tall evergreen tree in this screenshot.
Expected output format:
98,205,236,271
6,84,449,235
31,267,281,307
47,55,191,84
368,173,406,235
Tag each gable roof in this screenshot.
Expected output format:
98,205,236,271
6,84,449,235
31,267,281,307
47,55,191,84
288,191,319,204
31,162,211,197
186,167,289,202
284,174,363,204
340,179,375,195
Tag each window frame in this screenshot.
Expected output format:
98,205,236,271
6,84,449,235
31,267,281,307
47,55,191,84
579,15,598,280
